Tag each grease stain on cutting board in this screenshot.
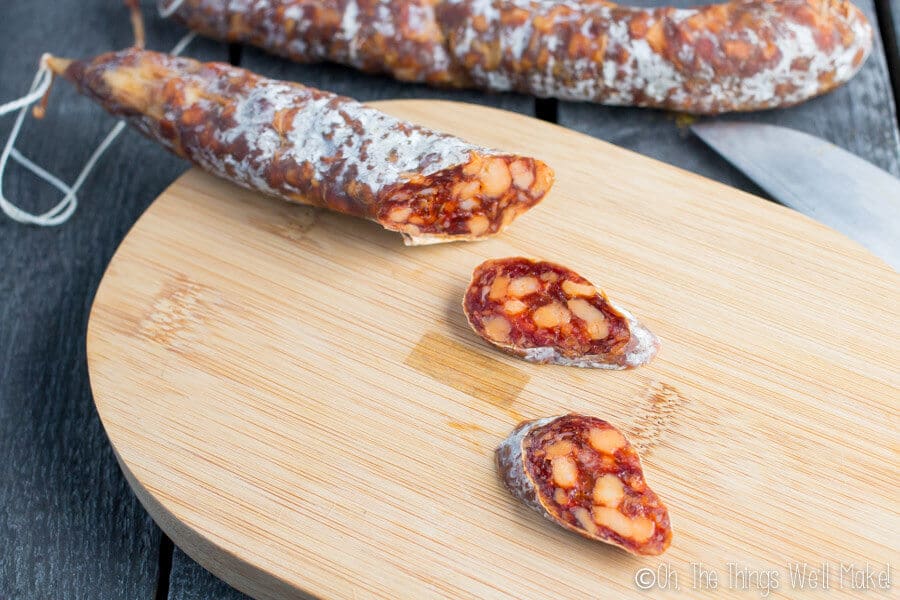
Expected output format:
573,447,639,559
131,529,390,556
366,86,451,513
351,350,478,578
628,379,689,456
405,332,528,419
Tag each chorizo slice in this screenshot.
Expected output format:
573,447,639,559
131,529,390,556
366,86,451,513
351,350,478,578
161,0,873,114
463,257,659,368
497,414,672,556
41,49,553,245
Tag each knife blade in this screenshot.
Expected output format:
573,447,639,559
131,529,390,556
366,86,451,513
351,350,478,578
691,121,899,270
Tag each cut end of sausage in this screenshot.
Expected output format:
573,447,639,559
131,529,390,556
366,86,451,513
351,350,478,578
379,155,554,245
496,414,672,556
463,257,659,368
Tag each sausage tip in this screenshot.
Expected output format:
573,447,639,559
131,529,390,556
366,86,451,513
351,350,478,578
42,55,73,77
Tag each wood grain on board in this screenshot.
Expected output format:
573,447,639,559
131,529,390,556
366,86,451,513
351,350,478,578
87,101,899,600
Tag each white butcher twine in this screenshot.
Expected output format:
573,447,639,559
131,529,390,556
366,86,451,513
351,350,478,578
157,0,186,19
0,32,196,226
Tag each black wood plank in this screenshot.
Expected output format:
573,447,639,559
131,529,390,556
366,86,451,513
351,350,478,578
557,0,900,198
167,548,251,600
892,0,900,62
0,2,225,598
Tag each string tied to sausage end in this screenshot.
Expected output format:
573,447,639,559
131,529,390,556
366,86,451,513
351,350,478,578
0,32,196,227
0,56,88,226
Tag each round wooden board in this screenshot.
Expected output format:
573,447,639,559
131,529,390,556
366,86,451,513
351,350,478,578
87,101,899,599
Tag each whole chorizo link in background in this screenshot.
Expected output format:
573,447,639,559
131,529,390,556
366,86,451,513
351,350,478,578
159,0,873,114
41,49,553,245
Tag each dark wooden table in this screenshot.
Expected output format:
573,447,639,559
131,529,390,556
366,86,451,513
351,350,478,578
1,1,897,598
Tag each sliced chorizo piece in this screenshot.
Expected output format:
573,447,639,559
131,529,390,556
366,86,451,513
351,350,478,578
497,414,672,556
463,257,659,368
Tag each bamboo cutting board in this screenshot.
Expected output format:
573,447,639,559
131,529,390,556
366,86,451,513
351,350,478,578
86,100,899,600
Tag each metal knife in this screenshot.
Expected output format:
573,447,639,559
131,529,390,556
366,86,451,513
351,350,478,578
691,121,899,270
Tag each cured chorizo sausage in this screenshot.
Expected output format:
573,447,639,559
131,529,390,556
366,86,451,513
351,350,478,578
41,49,553,244
463,257,659,368
160,0,873,114
497,413,672,556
